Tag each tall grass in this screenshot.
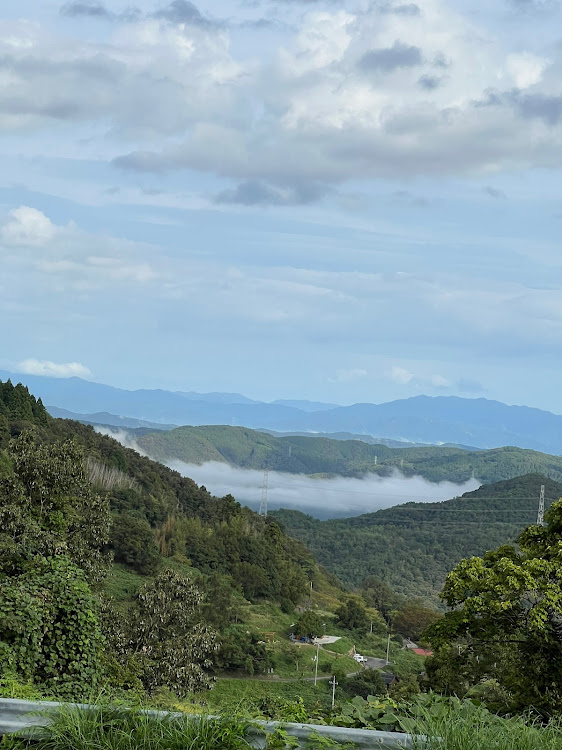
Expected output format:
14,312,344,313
410,703,562,750
3,705,255,750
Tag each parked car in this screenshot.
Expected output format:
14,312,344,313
353,654,367,663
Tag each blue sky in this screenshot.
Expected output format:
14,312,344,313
2,0,562,409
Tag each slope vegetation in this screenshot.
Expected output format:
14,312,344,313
0,380,341,611
272,474,562,603
136,424,562,484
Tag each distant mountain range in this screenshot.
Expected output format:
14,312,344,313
4,369,562,453
46,405,176,431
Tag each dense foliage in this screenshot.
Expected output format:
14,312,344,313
0,556,102,697
273,474,562,601
425,499,562,714
0,432,111,584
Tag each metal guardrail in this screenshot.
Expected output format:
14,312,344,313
0,698,414,748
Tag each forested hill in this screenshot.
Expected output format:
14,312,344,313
136,423,562,484
272,473,562,604
0,380,340,609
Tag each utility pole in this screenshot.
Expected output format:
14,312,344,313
385,633,391,665
314,641,320,685
329,676,338,708
537,484,545,526
374,455,377,466
259,467,269,517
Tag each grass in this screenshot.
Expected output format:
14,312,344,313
103,564,147,603
197,677,334,715
3,704,255,750
411,710,562,750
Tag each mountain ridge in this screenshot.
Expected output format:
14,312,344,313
133,423,562,485
3,369,562,453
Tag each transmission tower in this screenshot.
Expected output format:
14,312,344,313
537,484,545,526
259,467,269,517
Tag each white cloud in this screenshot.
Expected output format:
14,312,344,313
506,52,547,89
390,366,414,384
1,206,56,247
3,2,562,188
17,358,92,378
168,460,481,517
430,374,451,388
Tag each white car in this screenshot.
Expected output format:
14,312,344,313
353,654,368,663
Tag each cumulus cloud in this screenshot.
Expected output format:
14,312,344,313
214,180,329,206
4,0,562,187
18,359,92,378
418,74,441,90
390,4,421,15
60,1,112,17
389,366,414,385
153,0,222,28
2,207,56,247
358,41,423,73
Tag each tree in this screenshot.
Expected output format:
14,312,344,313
392,602,441,641
361,576,400,622
336,597,370,631
425,499,562,715
295,610,324,639
106,569,218,696
0,432,111,584
110,514,160,575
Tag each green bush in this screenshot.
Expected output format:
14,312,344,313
0,556,102,698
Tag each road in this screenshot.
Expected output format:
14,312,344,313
364,657,391,670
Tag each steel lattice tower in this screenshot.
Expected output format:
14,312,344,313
259,467,269,517
537,484,545,526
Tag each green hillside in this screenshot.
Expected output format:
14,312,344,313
272,474,562,604
0,380,346,689
136,424,562,484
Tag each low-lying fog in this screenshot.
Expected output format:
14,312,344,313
97,427,481,519
168,460,480,518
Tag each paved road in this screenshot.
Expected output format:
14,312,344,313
364,657,391,670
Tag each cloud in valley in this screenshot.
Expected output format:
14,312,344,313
97,427,480,517
168,461,481,517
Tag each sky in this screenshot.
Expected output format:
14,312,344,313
2,0,562,410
